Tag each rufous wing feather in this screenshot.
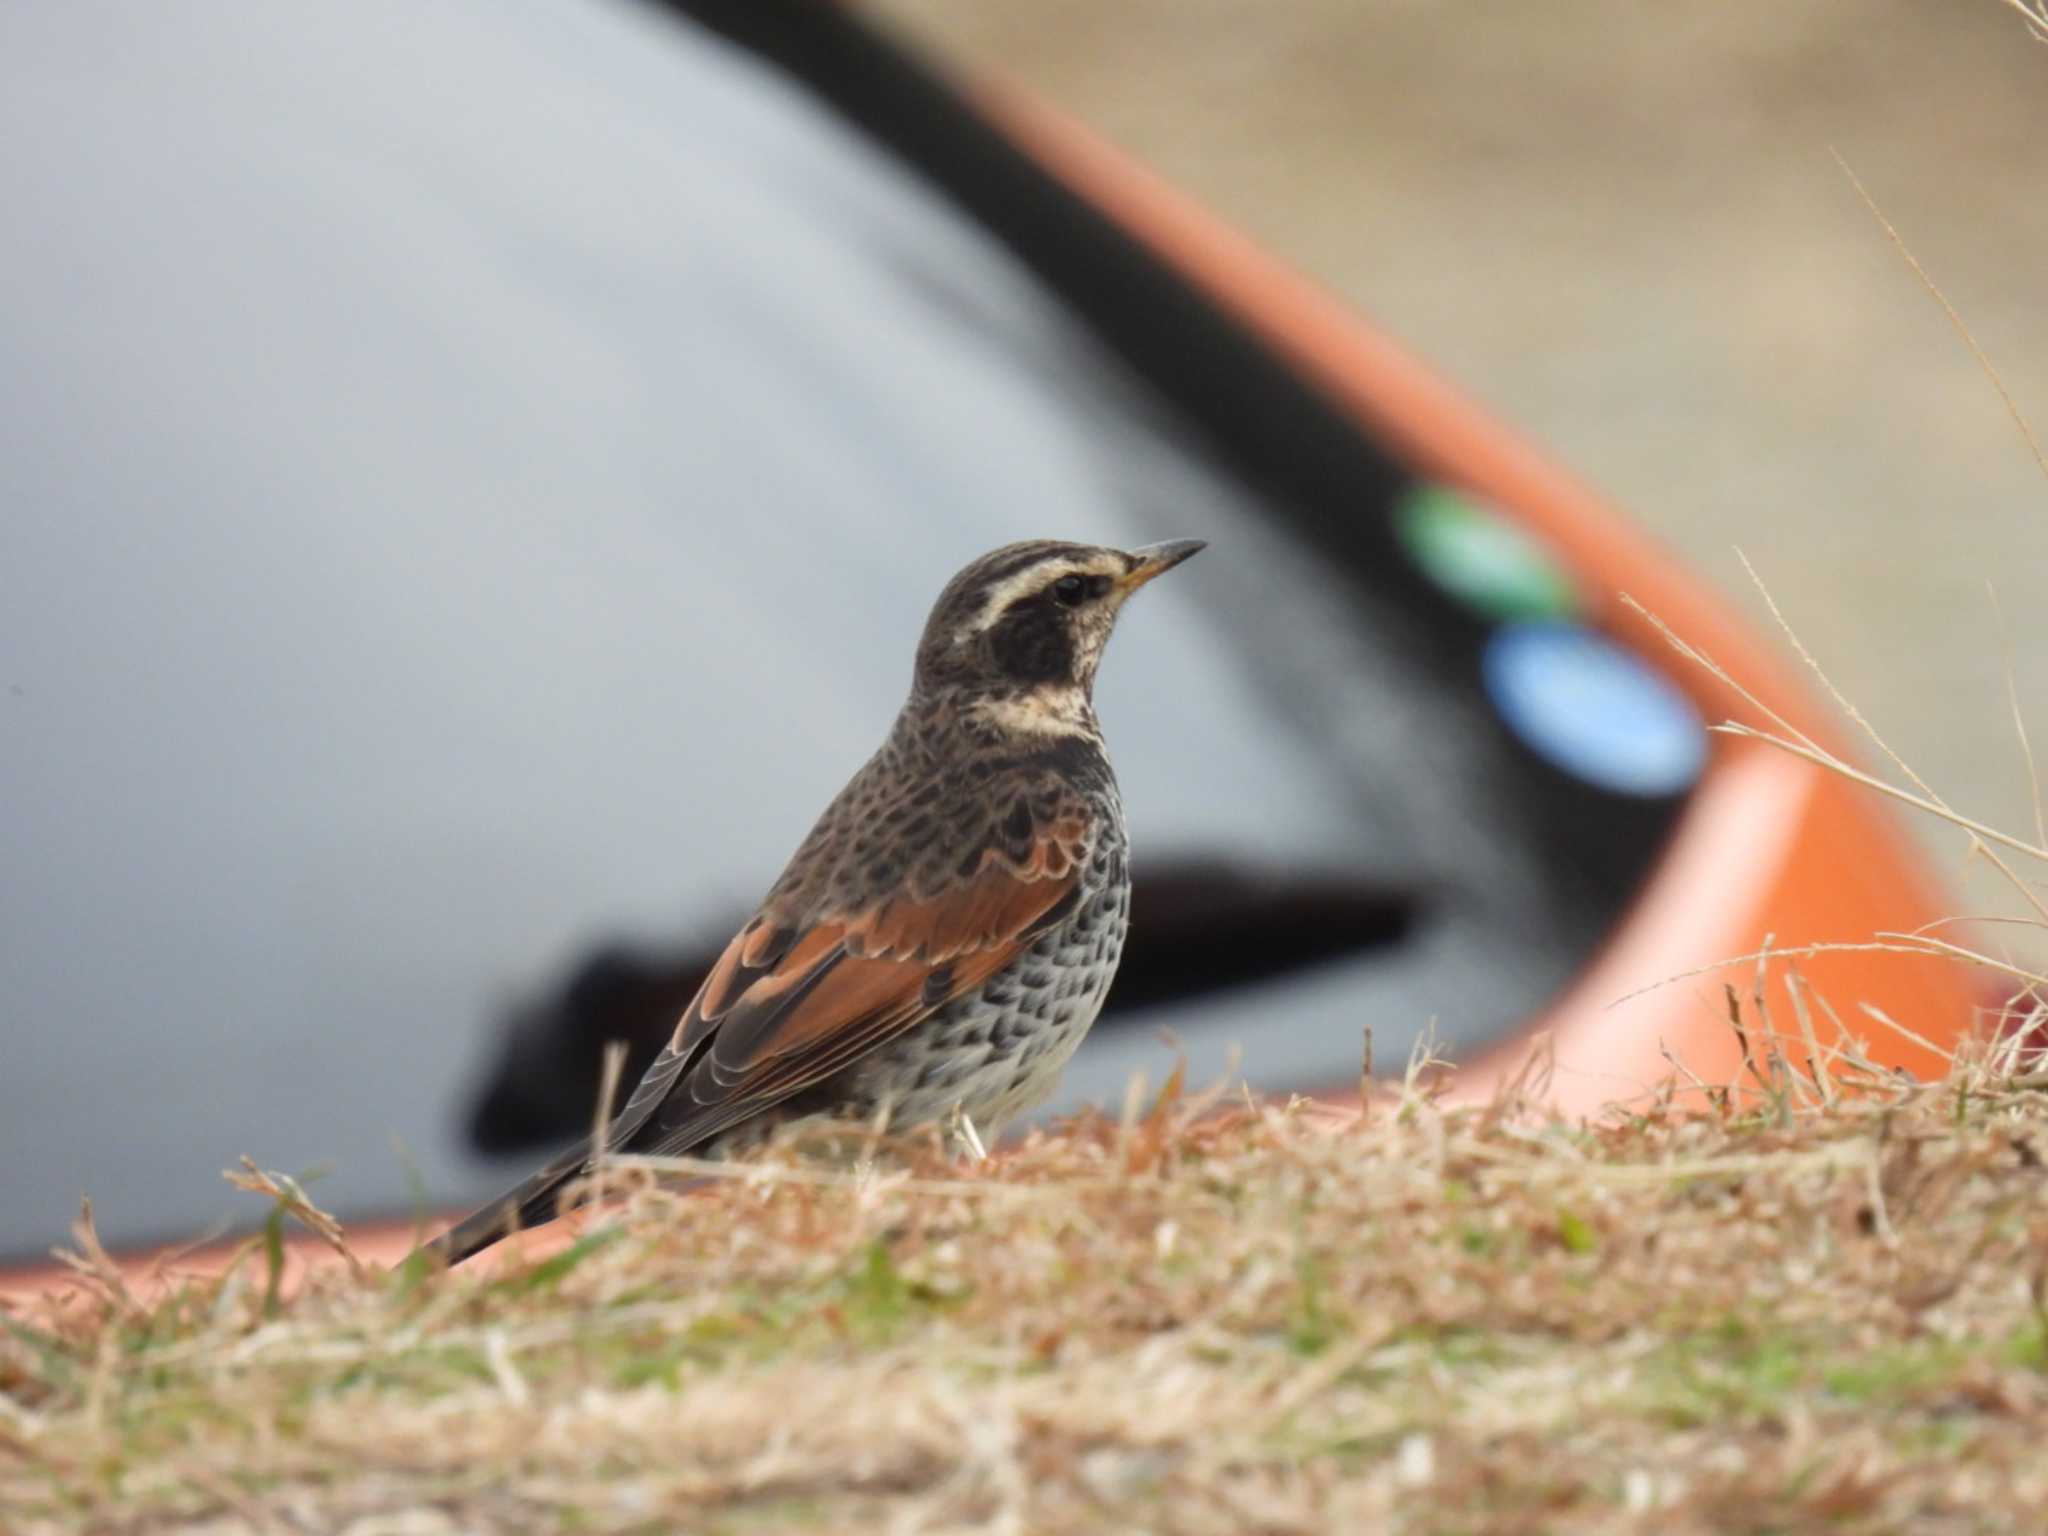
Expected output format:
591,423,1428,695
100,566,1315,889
639,846,1085,1153
424,829,1088,1265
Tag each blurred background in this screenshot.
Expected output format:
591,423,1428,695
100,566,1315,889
3,0,2043,1259
876,0,2048,865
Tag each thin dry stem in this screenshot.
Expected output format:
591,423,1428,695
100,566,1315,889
1986,580,2047,852
1619,594,1817,751
1994,0,2048,48
1832,148,2048,484
1732,547,1942,807
220,1161,367,1282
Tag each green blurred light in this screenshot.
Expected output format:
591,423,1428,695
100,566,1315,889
1394,482,1580,622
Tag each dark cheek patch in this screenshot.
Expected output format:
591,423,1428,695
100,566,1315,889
988,605,1073,684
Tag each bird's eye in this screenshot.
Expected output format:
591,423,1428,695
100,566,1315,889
1051,575,1088,607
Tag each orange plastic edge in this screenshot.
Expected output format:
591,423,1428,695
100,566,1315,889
974,84,1979,1110
1,59,1986,1307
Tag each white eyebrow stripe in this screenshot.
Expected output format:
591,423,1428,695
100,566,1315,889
961,558,1122,637
965,566,1058,635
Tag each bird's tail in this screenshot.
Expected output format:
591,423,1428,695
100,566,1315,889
420,1140,595,1267
420,1039,698,1267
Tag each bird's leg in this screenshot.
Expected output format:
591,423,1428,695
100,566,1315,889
856,1093,899,1180
949,1104,990,1164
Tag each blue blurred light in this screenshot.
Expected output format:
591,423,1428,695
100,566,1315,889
1483,622,1707,798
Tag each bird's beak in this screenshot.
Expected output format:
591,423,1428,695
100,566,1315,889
1118,539,1208,593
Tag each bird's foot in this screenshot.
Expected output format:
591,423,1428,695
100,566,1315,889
949,1105,990,1164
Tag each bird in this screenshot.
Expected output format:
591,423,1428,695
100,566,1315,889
425,536,1206,1264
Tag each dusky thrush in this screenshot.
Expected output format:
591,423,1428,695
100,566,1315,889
428,537,1204,1264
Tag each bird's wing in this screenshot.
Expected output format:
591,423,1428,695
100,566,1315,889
422,814,1089,1266
616,821,1091,1156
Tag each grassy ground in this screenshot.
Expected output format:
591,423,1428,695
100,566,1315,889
16,21,2048,1516
8,1028,2048,1534
9,12,2047,1533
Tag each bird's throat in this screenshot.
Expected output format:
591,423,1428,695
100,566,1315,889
969,685,1101,741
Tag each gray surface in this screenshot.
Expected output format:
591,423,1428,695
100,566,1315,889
2,0,1594,1254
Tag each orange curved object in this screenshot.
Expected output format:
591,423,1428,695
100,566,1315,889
979,84,1977,1108
1,41,1982,1311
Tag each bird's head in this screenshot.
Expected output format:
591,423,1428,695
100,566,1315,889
913,539,1206,727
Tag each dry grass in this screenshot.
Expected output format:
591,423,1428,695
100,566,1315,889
1998,0,2048,42
8,1026,2048,1535
10,18,2046,1532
